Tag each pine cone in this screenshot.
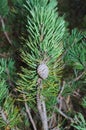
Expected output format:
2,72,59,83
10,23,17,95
37,63,49,79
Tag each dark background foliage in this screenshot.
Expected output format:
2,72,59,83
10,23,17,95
58,0,86,30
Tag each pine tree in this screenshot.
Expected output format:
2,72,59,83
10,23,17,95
0,0,86,130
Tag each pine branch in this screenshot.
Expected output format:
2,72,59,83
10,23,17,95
0,107,14,130
57,109,74,122
0,15,12,45
68,71,85,84
0,106,9,124
23,95,37,130
0,53,10,58
37,78,48,130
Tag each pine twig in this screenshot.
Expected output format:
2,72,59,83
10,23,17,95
56,82,74,122
37,78,48,130
0,107,9,124
23,96,37,130
0,53,10,58
0,106,11,130
68,71,85,84
0,15,12,45
57,108,74,123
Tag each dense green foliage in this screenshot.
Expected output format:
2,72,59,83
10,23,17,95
0,0,9,17
17,0,66,109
